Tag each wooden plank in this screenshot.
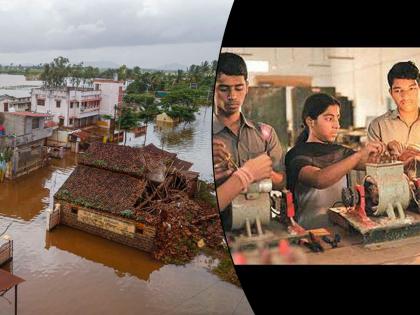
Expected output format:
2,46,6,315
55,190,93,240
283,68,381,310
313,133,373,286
328,207,420,243
305,235,420,264
254,75,312,87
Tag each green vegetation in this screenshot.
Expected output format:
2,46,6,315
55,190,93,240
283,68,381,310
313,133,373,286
115,107,140,145
0,147,13,163
93,159,107,167
120,209,135,219
196,180,217,208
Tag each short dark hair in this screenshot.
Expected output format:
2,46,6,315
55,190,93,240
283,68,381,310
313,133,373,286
387,61,420,88
217,52,248,80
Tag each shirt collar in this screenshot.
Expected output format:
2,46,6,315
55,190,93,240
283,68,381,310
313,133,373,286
213,112,256,134
390,108,420,120
389,109,399,119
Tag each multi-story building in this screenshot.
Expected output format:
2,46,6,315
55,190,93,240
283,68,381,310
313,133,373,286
0,95,31,112
31,80,124,129
0,112,54,178
92,79,125,128
31,87,101,128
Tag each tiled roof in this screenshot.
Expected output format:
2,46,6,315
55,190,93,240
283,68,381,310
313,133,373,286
8,112,51,117
54,165,147,215
78,142,192,177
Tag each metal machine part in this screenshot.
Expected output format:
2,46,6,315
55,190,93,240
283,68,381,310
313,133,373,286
364,162,410,219
231,194,270,231
231,179,272,230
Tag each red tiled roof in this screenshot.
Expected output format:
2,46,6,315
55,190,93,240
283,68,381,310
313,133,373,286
72,130,90,141
8,112,51,117
44,120,58,128
79,142,193,176
54,165,147,215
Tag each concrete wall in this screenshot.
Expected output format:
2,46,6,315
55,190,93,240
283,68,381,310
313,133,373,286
59,201,157,253
222,47,420,128
328,48,420,127
221,47,333,87
3,113,25,136
9,139,47,179
32,88,100,127
93,80,124,118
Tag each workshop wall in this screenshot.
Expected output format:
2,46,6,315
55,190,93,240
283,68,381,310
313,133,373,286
328,48,420,127
222,47,420,129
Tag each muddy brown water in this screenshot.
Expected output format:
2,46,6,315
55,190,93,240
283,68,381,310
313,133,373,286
0,110,252,314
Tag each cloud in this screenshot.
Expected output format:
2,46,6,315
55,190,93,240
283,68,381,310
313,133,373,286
0,0,233,53
0,41,222,68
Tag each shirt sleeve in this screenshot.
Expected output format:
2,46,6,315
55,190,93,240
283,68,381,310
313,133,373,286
367,118,381,142
342,146,356,158
266,127,285,173
285,153,313,192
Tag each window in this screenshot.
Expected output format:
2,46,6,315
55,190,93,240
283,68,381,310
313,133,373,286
32,118,40,129
56,100,61,108
37,99,45,106
76,102,79,108
71,207,78,214
70,102,73,109
69,118,73,125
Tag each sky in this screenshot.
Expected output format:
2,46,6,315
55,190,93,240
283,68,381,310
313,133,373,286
0,0,233,69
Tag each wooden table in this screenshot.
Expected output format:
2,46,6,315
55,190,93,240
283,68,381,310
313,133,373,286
0,269,25,315
304,224,420,264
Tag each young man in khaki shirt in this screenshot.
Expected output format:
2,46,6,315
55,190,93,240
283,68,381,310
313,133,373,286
212,53,285,230
368,61,420,159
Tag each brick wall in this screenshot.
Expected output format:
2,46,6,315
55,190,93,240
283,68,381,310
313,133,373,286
58,201,157,253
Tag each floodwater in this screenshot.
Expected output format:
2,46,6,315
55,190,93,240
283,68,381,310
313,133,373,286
123,105,214,182
0,104,252,314
0,74,42,97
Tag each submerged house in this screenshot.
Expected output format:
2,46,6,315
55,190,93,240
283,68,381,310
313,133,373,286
156,112,180,124
53,142,198,252
0,112,54,179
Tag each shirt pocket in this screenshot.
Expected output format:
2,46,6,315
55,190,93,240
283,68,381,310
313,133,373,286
240,150,266,165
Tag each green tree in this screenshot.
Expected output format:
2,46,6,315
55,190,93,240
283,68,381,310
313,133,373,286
126,80,148,94
116,107,140,145
118,64,127,81
70,62,83,87
124,94,155,107
138,104,161,146
82,66,100,86
40,56,70,88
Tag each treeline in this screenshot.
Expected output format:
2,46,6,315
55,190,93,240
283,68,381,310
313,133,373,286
37,56,216,129
38,57,217,90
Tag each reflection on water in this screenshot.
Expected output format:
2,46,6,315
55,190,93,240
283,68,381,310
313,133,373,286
0,108,252,314
123,106,213,181
45,225,162,281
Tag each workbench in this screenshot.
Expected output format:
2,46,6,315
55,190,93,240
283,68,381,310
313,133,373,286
303,224,420,264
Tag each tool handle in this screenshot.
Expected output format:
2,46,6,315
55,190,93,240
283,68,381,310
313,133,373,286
285,191,295,218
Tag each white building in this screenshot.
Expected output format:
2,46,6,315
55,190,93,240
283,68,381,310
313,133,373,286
31,87,101,128
93,79,125,118
0,95,31,112
31,80,124,129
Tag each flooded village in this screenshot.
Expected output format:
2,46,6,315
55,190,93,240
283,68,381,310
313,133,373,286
0,61,252,314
